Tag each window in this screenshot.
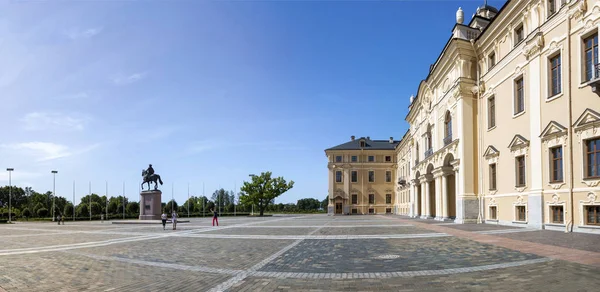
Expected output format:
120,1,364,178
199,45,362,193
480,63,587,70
488,52,496,69
335,155,342,162
351,194,357,204
351,155,358,162
368,194,375,204
385,156,392,162
444,111,452,142
514,25,524,45
335,171,342,183
548,0,556,16
368,208,374,214
550,146,563,182
368,155,375,162
489,206,497,220
585,138,600,178
584,33,598,82
516,206,527,221
386,194,392,204
549,54,562,96
368,171,375,182
386,208,392,214
352,208,357,214
586,206,600,225
551,206,564,224
515,156,526,187
489,163,497,190
487,96,495,128
514,77,524,114
351,171,358,183
360,141,366,147
385,171,392,183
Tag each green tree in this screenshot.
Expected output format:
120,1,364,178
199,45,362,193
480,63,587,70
64,204,74,218
164,199,178,214
22,208,31,219
76,204,89,217
90,202,102,215
126,202,139,215
297,198,320,211
37,208,48,217
320,196,328,210
240,172,294,216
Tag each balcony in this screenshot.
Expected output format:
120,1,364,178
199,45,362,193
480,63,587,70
590,63,600,95
424,148,433,158
444,136,453,146
397,177,407,186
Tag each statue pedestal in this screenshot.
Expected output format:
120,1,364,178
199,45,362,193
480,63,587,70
139,190,162,220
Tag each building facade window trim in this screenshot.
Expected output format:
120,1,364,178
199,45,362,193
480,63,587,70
582,31,598,83
546,194,566,225
513,75,525,116
579,192,600,226
385,170,392,183
488,198,498,221
368,170,375,183
548,52,562,98
351,170,358,183
487,95,496,129
513,196,528,223
335,171,343,183
335,155,343,163
508,135,529,192
541,120,568,189
573,109,600,187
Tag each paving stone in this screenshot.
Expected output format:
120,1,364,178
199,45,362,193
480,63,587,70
494,229,600,253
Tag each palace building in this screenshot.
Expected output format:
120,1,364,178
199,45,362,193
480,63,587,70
325,0,600,234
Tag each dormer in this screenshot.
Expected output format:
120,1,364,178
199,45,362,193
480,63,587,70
359,138,366,148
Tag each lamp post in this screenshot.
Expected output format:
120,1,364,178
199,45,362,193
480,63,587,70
51,170,58,221
7,168,14,223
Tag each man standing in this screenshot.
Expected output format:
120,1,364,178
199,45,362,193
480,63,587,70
161,212,167,230
171,210,177,230
211,208,218,226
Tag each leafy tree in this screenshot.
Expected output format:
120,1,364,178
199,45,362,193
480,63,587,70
64,204,74,218
90,202,102,215
240,171,294,216
22,208,31,218
164,199,178,214
76,204,89,217
321,196,328,210
37,208,48,217
297,198,321,211
126,202,139,215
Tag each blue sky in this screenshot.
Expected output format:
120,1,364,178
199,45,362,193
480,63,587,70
0,0,505,204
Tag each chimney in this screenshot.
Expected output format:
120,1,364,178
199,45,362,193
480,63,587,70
351,135,355,141
366,136,370,140
389,137,394,143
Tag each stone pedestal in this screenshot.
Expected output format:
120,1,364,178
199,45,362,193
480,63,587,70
139,190,162,220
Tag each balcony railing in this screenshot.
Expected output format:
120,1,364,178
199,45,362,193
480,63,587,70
424,148,433,158
397,177,407,186
444,136,453,146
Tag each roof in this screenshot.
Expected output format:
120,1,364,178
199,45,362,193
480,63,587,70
325,137,399,151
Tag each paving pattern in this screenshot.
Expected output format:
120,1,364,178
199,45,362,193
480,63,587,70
0,214,599,291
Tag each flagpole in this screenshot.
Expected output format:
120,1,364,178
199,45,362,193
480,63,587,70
73,181,75,221
89,181,92,221
171,183,174,214
202,182,205,217
187,182,190,218
122,181,125,219
105,181,108,221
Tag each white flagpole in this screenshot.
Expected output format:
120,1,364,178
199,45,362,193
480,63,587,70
89,181,92,220
73,181,75,221
187,182,190,218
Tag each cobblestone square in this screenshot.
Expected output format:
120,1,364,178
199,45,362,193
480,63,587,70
1,215,599,291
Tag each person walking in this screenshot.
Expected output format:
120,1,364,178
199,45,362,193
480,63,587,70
171,210,177,230
57,214,61,225
211,208,218,226
161,212,167,230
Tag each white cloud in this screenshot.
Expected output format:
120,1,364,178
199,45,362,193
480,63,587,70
0,142,101,162
112,72,148,85
64,27,103,40
21,112,90,131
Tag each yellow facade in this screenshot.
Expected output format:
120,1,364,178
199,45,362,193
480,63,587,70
325,0,600,233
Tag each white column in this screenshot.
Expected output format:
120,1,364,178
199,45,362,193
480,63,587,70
411,180,419,217
422,176,431,218
528,40,544,229
434,174,442,220
442,174,449,219
328,168,334,215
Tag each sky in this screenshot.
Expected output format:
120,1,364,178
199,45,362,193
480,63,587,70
0,0,506,205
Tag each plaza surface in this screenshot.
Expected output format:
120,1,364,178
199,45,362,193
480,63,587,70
0,215,599,291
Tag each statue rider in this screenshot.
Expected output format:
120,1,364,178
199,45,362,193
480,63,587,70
146,164,154,180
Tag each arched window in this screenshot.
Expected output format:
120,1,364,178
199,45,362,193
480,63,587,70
444,111,452,145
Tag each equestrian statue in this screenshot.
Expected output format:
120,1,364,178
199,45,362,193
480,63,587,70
141,164,163,191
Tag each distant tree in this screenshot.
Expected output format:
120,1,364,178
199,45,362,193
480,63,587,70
64,204,74,218
297,198,321,211
126,202,139,215
164,199,178,214
37,208,49,217
76,204,89,217
90,202,102,215
240,172,294,216
320,196,328,210
22,208,31,219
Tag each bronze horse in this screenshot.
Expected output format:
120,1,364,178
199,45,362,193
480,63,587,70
142,169,163,191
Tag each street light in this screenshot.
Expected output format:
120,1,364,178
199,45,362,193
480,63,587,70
51,170,58,221
7,168,14,223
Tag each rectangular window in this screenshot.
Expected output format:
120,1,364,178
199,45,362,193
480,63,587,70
352,194,358,204
489,163,497,191
488,52,496,69
335,171,342,183
386,208,392,214
550,146,563,182
586,206,600,225
551,206,564,224
352,208,357,214
584,33,598,82
516,206,527,221
385,156,392,162
548,0,556,16
515,156,526,187
351,171,358,183
368,194,375,204
488,96,496,128
335,155,342,163
489,206,497,220
386,194,392,204
368,208,374,214
514,77,524,114
514,25,524,45
368,155,375,162
385,171,392,183
549,54,562,96
586,138,600,178
368,171,375,182
351,155,358,162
